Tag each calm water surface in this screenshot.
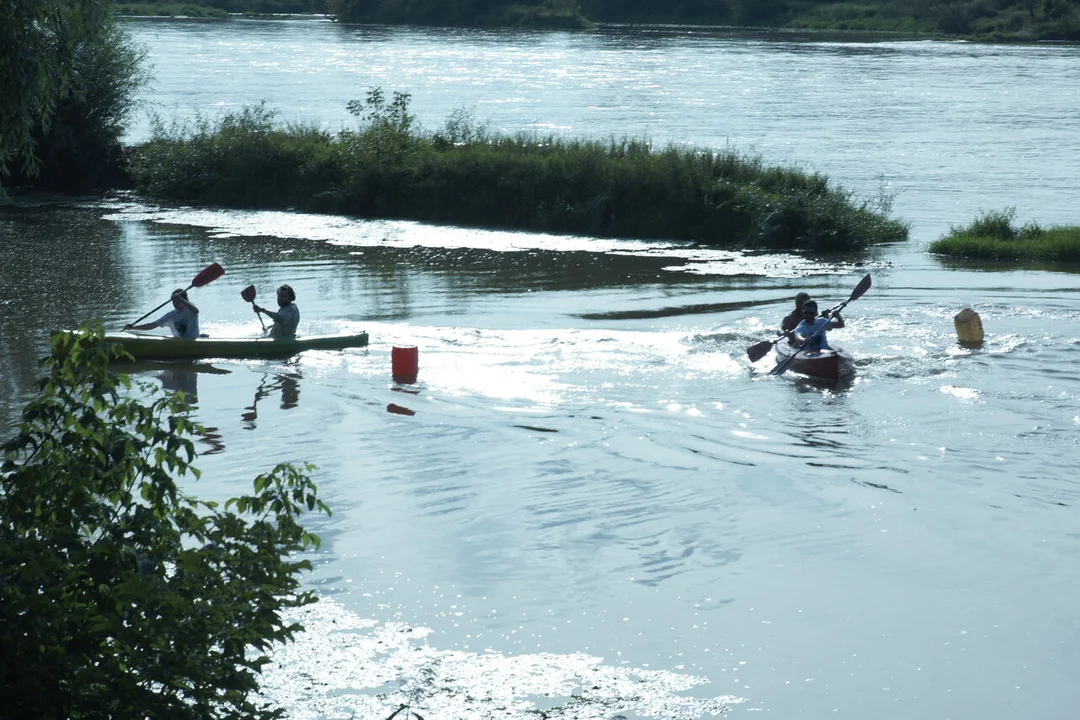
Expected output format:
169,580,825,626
2,17,1080,720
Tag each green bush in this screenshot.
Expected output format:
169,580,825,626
1,326,330,718
1,2,93,179
929,209,1080,262
12,17,150,191
131,93,910,251
788,2,937,32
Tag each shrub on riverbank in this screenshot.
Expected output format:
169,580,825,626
787,0,1080,40
3,2,148,195
130,94,908,251
929,209,1080,262
788,3,936,33
12,18,149,192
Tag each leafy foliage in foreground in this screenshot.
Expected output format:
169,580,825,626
0,326,330,719
929,208,1080,262
131,92,908,252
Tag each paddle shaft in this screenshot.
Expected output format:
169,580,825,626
241,285,267,330
749,308,834,364
748,286,863,361
771,320,834,377
128,263,224,327
129,285,196,327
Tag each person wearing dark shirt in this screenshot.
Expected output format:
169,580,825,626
781,292,811,333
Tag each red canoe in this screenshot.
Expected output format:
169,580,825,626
774,340,855,381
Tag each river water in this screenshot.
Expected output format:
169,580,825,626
2,16,1080,720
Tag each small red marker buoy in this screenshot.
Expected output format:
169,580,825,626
392,345,419,384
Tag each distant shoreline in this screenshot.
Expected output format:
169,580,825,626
112,1,1080,43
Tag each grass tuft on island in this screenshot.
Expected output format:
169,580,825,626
930,209,1080,263
130,91,908,252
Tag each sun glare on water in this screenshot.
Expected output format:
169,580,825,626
259,597,746,719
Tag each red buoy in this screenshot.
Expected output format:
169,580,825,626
392,345,418,384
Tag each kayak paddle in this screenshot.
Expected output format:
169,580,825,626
241,284,267,330
770,273,871,376
747,333,787,363
126,263,225,329
748,311,836,363
747,274,871,362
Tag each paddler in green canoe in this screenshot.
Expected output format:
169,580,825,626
124,288,201,338
252,284,300,339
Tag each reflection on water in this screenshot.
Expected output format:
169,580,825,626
0,204,133,425
789,371,856,395
242,368,302,430
198,425,226,455
117,361,234,454
118,360,233,403
157,367,199,399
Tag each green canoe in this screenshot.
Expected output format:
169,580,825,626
104,332,369,361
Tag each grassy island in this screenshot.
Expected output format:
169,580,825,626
930,210,1080,263
130,92,908,252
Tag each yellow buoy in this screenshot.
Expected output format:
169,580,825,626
954,307,984,346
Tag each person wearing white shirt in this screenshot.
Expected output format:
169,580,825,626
124,288,200,338
785,299,844,352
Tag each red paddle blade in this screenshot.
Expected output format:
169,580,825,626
241,285,256,302
191,262,225,288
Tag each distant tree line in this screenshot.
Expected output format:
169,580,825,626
111,0,1080,38
326,0,1080,37
326,0,589,27
115,0,329,13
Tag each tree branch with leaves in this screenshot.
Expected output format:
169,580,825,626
1,325,331,719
